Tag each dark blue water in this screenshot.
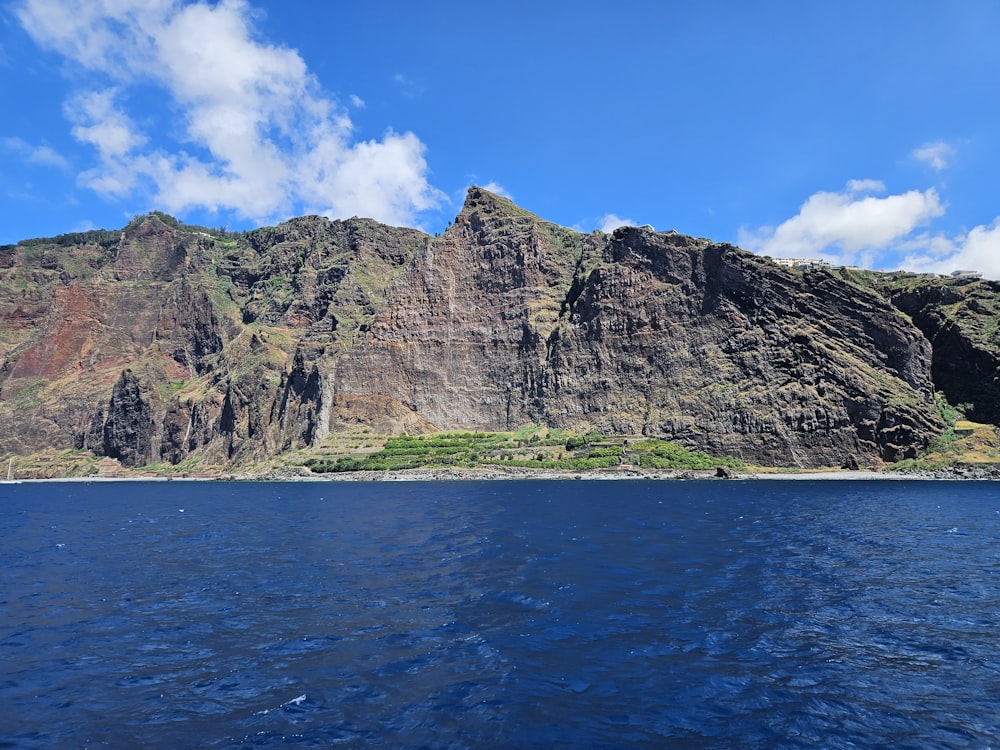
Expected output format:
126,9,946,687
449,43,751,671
2,480,1000,748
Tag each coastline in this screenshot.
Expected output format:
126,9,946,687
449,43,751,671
5,465,998,483
250,467,957,482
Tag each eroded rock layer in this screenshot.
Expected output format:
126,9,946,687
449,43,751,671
0,189,963,470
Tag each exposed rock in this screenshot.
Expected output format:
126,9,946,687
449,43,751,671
331,191,941,466
274,346,326,450
1,192,988,472
86,369,153,467
876,273,1000,424
160,397,220,464
161,281,226,376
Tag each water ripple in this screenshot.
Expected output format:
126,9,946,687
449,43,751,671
1,479,999,747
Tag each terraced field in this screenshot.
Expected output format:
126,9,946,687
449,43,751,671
303,428,746,473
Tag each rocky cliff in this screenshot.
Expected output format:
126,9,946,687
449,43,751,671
869,272,1000,425
2,188,983,472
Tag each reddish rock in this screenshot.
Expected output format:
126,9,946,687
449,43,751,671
0,193,953,470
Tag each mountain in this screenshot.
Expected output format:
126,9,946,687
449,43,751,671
2,188,998,475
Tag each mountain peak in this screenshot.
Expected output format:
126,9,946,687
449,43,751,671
458,186,539,223
6,187,1000,475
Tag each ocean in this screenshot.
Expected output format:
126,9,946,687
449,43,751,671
2,479,999,748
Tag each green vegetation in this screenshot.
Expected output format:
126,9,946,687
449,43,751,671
4,449,103,479
303,428,744,474
911,392,974,461
139,211,245,241
888,417,1000,473
0,211,245,255
935,391,968,427
241,266,302,324
6,228,121,252
629,439,745,471
883,389,1000,473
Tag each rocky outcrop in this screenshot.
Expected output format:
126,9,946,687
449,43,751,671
0,190,980,471
877,274,1000,424
331,192,940,466
159,397,221,464
81,369,153,467
274,347,326,450
543,232,937,465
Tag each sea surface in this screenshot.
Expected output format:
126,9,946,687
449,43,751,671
2,479,1000,748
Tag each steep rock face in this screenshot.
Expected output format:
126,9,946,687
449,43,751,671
273,347,326,450
108,217,195,282
328,192,940,466
233,215,427,336
214,215,429,455
0,190,964,471
82,369,153,467
159,280,226,376
331,187,594,430
159,397,221,465
880,275,1000,423
542,232,937,465
0,217,235,461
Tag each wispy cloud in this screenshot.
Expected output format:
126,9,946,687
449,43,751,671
480,181,512,199
738,180,944,267
392,72,424,99
598,213,637,233
913,141,955,171
15,0,444,227
1,136,71,169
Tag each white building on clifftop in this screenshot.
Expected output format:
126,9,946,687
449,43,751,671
771,258,830,271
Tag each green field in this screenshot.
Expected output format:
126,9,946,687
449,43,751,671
303,428,745,473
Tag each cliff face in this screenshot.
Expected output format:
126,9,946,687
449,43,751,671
80,369,153,467
0,189,959,471
333,189,939,466
874,273,1000,425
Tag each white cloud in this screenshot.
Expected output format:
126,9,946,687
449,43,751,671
1,136,71,169
68,89,147,159
16,0,444,227
913,141,955,171
738,180,945,266
599,213,636,233
901,219,1000,278
308,130,442,222
740,177,1000,279
349,94,365,109
480,181,512,199
845,178,885,193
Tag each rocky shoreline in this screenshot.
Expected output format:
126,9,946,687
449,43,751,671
910,465,1000,480
8,462,999,483
237,465,1000,482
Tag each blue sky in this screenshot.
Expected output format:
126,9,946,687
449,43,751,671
3,1,1000,277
